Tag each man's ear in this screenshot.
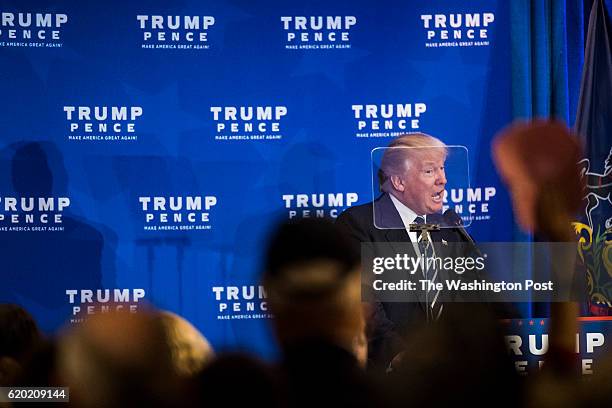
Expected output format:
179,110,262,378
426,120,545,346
390,175,405,192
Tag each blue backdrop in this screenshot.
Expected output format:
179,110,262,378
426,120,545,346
0,0,591,358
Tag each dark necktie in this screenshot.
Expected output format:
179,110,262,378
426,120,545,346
413,216,443,321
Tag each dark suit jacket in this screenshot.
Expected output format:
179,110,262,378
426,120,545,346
280,339,388,408
336,193,478,372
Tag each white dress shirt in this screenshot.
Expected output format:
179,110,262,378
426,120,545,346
389,194,438,278
388,194,424,244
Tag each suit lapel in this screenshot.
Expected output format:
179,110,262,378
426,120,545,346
376,194,417,257
375,194,426,310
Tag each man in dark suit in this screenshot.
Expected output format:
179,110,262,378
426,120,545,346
337,133,476,372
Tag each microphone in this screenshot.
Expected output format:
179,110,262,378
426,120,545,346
443,209,482,256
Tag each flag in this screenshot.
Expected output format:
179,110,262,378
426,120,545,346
573,0,612,315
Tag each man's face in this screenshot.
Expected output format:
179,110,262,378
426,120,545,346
395,150,447,215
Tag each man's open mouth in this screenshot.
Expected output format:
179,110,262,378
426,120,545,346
431,191,443,203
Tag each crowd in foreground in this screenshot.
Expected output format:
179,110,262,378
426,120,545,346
1,218,611,408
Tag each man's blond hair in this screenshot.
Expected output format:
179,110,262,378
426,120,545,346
378,133,447,192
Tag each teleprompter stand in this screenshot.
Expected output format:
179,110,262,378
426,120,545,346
409,222,440,245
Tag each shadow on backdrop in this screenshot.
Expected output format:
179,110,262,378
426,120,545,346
0,142,116,331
